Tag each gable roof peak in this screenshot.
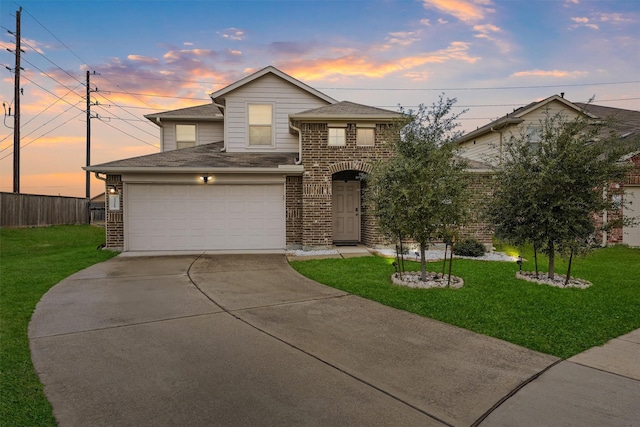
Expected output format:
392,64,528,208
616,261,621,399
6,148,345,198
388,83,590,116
210,65,336,104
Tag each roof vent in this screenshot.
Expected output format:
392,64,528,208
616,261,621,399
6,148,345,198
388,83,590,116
561,92,565,98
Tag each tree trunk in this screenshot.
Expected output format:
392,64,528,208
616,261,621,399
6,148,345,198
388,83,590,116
420,242,427,282
398,235,405,274
395,243,403,280
447,241,454,287
533,243,539,279
564,248,574,287
548,241,555,280
441,242,448,279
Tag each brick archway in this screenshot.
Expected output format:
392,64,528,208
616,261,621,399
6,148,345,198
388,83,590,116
328,160,373,175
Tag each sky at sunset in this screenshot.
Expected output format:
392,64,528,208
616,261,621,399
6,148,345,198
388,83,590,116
0,0,638,197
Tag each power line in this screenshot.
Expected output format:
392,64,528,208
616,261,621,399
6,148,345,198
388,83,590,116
317,80,640,91
0,111,84,161
95,118,159,148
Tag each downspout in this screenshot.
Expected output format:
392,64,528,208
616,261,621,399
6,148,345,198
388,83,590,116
290,121,302,165
212,101,226,152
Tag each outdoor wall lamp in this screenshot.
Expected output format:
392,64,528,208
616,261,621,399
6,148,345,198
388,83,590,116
108,185,117,194
200,176,212,184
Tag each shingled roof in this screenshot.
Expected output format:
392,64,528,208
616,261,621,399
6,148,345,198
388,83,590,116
86,141,300,172
290,101,402,121
144,103,223,123
575,103,640,140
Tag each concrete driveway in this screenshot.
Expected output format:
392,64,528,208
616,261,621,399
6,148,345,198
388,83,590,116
29,254,640,426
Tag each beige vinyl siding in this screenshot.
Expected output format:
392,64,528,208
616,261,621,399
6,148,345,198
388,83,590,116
460,100,585,164
459,132,502,164
224,74,331,153
160,121,224,152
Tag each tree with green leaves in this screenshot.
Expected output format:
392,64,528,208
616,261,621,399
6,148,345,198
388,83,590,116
367,95,470,282
487,107,638,281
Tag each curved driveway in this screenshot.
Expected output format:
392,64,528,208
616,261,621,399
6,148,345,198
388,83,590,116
29,254,639,426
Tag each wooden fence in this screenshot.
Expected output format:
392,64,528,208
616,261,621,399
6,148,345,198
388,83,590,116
0,192,89,227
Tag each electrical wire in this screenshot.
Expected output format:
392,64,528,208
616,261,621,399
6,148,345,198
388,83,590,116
95,118,159,148
0,111,84,161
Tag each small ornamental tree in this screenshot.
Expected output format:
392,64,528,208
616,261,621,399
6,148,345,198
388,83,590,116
367,95,470,282
487,106,639,281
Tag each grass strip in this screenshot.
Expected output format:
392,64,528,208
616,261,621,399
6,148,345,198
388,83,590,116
0,225,117,426
290,245,640,359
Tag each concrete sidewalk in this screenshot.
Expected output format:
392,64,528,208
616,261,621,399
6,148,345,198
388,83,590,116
29,254,639,426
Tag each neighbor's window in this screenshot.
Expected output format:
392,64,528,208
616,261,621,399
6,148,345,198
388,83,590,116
357,128,375,146
248,104,273,146
527,126,542,152
176,124,196,149
328,128,346,146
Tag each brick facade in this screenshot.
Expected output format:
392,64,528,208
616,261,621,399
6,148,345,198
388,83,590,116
105,175,124,249
285,175,303,247
294,122,396,249
461,171,494,244
596,153,640,245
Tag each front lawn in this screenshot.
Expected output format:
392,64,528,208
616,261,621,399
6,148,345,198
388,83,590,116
0,225,117,426
290,245,640,359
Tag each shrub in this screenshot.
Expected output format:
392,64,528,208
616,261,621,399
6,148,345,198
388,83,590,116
454,238,486,257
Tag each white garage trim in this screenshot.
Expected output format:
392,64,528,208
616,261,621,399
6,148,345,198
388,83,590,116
623,186,640,247
124,183,285,251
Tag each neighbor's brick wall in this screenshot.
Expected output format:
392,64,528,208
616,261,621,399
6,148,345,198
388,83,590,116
461,172,494,244
285,175,303,247
296,122,395,248
105,175,124,249
599,154,640,245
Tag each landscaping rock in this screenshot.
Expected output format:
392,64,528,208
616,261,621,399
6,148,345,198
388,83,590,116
391,271,464,289
516,271,592,289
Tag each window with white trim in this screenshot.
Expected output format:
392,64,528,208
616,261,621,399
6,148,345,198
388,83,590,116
248,104,273,146
357,128,375,146
328,128,346,146
527,126,542,152
176,124,196,149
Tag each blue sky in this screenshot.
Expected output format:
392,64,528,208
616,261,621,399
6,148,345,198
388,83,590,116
0,0,638,196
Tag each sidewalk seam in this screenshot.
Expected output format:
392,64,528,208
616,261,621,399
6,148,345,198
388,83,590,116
470,358,564,427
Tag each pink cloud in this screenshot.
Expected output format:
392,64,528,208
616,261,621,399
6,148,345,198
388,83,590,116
512,69,589,78
422,0,494,23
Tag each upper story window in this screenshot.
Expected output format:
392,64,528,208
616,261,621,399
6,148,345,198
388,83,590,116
248,104,273,146
176,124,196,149
357,128,375,146
526,126,542,152
328,128,346,146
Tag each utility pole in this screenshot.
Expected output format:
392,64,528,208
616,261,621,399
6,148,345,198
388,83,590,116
12,7,22,193
86,70,91,202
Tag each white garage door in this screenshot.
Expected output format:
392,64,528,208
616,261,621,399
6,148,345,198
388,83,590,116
623,186,640,247
126,184,284,251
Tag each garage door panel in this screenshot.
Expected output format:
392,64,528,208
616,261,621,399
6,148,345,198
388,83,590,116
127,184,284,251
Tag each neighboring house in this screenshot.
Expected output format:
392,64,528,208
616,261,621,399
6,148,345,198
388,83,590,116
456,95,640,247
86,66,402,252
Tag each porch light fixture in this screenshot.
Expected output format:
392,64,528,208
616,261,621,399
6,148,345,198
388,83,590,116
200,176,212,184
108,185,117,194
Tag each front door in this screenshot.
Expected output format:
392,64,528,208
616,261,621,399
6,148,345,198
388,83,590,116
332,181,360,242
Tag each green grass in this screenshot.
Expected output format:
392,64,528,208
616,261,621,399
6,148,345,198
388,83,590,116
0,225,117,427
290,245,640,359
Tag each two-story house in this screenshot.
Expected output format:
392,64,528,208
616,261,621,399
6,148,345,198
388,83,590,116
86,66,402,252
456,94,640,247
